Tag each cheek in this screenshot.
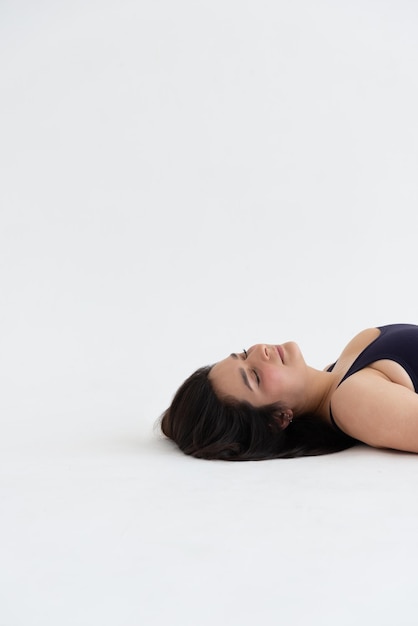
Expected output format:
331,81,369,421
264,368,283,392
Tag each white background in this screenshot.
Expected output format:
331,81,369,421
1,1,418,624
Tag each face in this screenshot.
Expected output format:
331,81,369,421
208,342,307,412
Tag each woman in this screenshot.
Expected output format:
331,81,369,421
160,324,418,460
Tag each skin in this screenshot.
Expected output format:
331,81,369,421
209,328,418,453
209,341,333,427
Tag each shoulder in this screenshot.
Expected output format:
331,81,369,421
331,368,418,452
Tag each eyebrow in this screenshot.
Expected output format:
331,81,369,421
229,353,253,392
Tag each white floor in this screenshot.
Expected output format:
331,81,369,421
2,1,418,624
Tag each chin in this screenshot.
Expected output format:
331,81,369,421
285,341,303,359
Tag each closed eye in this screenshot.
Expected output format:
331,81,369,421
242,349,260,386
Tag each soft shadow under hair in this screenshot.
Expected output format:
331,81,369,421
160,366,359,461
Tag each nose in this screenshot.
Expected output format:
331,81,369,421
250,344,270,360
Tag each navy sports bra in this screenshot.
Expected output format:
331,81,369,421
327,324,418,432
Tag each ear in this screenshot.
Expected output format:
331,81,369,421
275,410,294,430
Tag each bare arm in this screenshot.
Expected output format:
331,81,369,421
331,370,418,453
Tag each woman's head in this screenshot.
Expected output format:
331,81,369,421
160,364,290,461
160,343,359,460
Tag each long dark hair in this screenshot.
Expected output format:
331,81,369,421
160,366,359,460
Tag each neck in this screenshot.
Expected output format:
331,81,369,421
295,366,337,421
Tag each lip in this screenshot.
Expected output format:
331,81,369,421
276,345,284,363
